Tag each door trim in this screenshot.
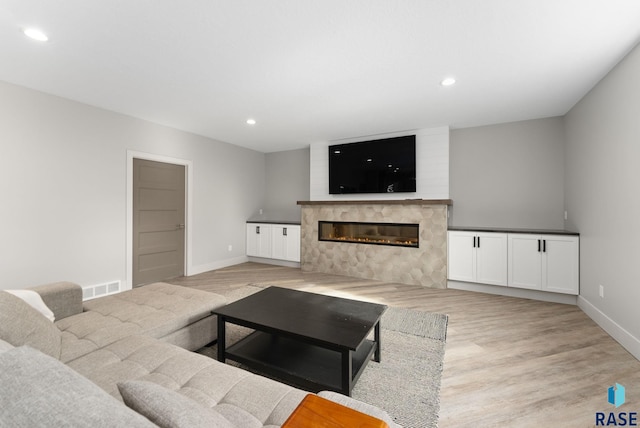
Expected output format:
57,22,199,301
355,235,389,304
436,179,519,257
126,150,193,291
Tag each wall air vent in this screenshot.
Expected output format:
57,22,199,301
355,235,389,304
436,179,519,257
82,280,121,301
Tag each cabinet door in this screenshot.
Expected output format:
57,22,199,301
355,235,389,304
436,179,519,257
542,235,579,294
256,224,272,258
475,233,508,286
508,234,542,290
248,224,272,257
271,225,301,262
285,226,301,262
246,224,259,257
448,231,476,282
271,226,286,260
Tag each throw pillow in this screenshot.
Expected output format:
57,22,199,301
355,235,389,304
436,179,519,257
5,289,56,321
0,346,155,427
0,291,61,359
118,380,234,428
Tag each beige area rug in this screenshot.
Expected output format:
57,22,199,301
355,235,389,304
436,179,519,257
199,285,448,428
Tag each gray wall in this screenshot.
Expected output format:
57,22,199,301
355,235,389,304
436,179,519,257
0,80,266,289
263,148,310,221
565,42,640,351
449,118,566,229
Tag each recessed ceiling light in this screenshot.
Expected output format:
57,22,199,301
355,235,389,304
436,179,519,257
24,28,49,42
246,118,256,125
441,77,456,87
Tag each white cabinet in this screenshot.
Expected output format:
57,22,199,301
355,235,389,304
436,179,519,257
247,223,300,262
271,225,300,262
449,229,579,296
508,234,579,295
448,231,508,286
246,223,272,258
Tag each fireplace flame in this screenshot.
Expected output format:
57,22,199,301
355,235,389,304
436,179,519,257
320,221,419,248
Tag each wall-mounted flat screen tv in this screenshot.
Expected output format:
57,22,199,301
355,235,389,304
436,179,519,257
328,135,416,194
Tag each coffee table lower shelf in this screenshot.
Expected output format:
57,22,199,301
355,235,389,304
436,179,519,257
225,331,376,395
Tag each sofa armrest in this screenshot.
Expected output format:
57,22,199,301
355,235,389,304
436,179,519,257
29,282,83,321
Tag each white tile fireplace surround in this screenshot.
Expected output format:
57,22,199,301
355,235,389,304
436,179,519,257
298,200,451,288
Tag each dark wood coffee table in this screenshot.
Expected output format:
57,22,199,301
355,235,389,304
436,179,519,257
212,286,387,396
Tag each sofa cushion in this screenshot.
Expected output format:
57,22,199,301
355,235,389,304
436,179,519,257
56,283,226,362
67,335,307,427
56,310,148,363
5,289,56,321
82,282,226,339
0,346,155,427
118,380,234,428
0,291,61,359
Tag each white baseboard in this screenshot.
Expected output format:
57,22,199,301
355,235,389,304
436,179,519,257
247,256,301,269
189,256,249,276
578,296,640,361
447,280,578,305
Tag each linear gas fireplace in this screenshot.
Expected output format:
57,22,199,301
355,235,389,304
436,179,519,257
318,221,419,248
300,200,450,287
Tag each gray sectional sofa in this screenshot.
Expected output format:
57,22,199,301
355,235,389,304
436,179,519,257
0,281,398,427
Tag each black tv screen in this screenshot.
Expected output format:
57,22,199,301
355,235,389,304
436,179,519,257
328,135,416,194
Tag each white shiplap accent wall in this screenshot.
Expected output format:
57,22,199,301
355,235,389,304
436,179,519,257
309,127,449,200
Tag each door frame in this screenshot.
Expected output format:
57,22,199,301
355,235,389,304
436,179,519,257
126,150,193,291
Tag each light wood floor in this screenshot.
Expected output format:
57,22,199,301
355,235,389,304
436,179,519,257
169,262,640,427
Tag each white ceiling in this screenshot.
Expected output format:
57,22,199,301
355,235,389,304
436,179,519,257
1,1,640,153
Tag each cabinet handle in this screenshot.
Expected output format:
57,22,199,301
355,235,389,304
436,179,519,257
538,239,541,252
256,226,260,234
543,240,546,252
477,236,480,248
473,236,476,248
283,227,287,236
